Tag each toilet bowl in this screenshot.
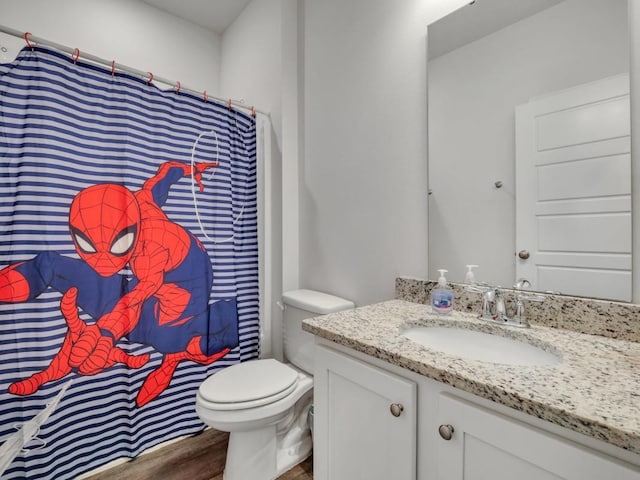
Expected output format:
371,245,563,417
196,360,314,479
195,289,354,480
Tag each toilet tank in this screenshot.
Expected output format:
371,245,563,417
281,289,354,374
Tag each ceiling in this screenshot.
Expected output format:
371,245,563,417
140,0,566,54
141,0,252,34
429,0,565,59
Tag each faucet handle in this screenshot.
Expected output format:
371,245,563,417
517,292,545,303
512,278,544,302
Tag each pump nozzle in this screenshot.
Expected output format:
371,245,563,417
437,269,448,286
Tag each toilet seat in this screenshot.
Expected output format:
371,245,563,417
199,359,300,411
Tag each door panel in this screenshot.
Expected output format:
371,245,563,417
537,213,631,252
437,394,640,480
535,96,629,150
537,154,630,200
463,434,563,480
535,196,630,216
537,266,631,300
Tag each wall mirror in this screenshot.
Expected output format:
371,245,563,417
427,0,631,301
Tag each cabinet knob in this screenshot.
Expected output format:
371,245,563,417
438,424,454,440
389,403,404,417
518,250,530,260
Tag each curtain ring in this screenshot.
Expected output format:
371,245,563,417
146,72,154,85
111,60,116,76
72,48,80,64
203,90,208,102
175,81,181,94
23,32,35,51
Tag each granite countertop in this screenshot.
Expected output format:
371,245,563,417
302,299,640,455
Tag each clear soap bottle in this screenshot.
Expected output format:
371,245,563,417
431,269,454,315
464,265,478,283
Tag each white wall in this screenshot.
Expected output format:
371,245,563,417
0,0,221,94
219,0,286,358
220,0,283,144
300,0,465,307
428,0,629,285
218,0,471,341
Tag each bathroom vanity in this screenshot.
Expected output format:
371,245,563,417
303,278,640,480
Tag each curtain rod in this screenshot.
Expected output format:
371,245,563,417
0,24,269,118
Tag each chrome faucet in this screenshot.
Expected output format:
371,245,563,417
479,288,507,322
468,280,544,328
510,279,545,327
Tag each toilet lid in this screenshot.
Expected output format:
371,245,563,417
199,359,299,406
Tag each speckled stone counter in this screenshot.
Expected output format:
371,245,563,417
302,299,640,455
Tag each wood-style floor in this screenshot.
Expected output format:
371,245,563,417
83,428,313,480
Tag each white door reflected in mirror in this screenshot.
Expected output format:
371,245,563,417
515,74,631,302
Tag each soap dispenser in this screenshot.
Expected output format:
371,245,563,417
464,265,479,284
431,269,454,315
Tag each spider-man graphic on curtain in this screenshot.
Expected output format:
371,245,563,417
0,160,239,407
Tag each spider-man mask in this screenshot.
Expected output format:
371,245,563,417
69,184,141,277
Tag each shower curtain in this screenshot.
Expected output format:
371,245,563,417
0,46,258,479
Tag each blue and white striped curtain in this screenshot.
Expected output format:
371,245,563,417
0,46,258,479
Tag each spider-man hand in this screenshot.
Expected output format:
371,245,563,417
68,324,116,375
65,287,149,376
148,160,219,193
9,287,149,395
190,161,219,192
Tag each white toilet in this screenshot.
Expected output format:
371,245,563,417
195,289,354,480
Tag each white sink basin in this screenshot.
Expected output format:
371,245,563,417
401,326,562,366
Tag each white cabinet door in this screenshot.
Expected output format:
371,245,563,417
515,74,631,301
437,394,640,480
314,345,417,480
